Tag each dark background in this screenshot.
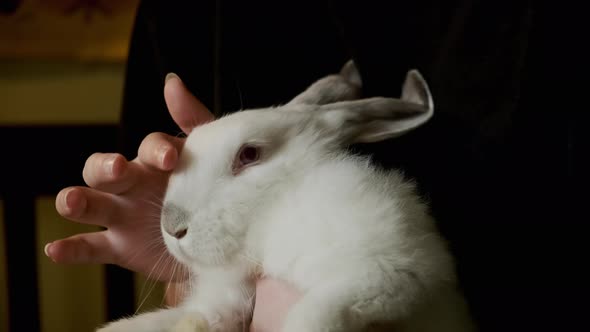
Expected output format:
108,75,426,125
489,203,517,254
1,0,581,331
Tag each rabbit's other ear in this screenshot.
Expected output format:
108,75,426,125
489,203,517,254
319,69,433,144
287,60,362,106
338,59,362,87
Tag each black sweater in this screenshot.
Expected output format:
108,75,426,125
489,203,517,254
118,1,572,331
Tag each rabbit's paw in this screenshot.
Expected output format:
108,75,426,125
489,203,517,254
95,320,132,332
96,308,186,332
96,319,169,332
96,319,157,332
95,320,128,332
169,312,209,332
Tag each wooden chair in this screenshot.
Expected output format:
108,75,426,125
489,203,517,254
0,125,135,331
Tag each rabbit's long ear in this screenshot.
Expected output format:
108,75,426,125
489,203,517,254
287,60,362,106
318,70,433,144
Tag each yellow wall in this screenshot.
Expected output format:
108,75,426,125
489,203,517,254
0,3,168,329
0,196,165,332
134,273,165,314
0,61,125,125
36,197,105,332
0,60,166,331
36,198,164,331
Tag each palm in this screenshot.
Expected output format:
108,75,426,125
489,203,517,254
48,74,210,282
104,159,180,279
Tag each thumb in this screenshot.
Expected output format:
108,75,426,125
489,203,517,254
164,73,215,134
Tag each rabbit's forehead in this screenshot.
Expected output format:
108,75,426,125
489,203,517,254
185,109,305,150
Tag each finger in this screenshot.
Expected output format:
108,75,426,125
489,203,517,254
137,132,184,171
164,73,214,134
55,186,122,228
82,152,140,194
44,231,114,265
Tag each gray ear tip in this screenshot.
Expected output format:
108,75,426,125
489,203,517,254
406,69,426,85
340,60,362,87
341,59,356,72
404,69,434,112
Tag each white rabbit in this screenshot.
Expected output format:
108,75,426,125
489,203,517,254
97,61,475,332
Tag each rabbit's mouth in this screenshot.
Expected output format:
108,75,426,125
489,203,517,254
162,233,193,267
175,243,193,264
166,229,242,267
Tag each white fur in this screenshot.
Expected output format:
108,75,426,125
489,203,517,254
97,61,475,332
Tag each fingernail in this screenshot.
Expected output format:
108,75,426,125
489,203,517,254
165,72,181,83
104,155,126,178
44,243,51,256
65,188,86,213
159,146,173,170
104,155,117,176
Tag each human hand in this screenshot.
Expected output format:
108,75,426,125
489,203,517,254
46,73,213,281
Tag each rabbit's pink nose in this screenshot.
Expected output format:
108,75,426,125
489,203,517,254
171,228,187,240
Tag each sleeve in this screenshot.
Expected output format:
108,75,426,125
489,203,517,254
117,0,216,160
117,0,172,159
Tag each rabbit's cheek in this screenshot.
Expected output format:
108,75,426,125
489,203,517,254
181,217,244,266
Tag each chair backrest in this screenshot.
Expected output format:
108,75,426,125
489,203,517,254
0,125,136,332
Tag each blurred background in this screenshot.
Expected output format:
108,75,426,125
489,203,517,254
0,1,165,331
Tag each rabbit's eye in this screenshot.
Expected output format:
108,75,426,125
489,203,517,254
233,144,261,174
